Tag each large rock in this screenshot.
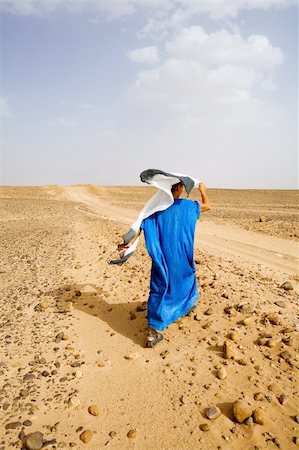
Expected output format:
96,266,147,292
68,395,81,408
266,313,280,326
79,430,93,443
217,368,227,380
23,432,44,450
223,340,236,359
280,282,293,291
206,406,221,420
127,429,138,439
5,421,22,429
253,408,265,425
233,400,252,423
88,405,99,416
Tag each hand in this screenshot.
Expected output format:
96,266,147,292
118,243,130,258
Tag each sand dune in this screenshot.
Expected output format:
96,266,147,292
0,185,298,450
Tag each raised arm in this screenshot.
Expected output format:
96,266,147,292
198,183,211,212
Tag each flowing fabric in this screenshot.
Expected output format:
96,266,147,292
108,169,200,265
141,198,201,331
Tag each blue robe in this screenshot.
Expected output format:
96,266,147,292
141,198,200,331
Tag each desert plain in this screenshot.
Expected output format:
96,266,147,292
0,185,298,450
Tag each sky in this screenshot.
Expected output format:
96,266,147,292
0,0,298,188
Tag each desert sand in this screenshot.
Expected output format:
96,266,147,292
0,185,298,450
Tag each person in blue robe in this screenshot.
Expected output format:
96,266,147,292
134,181,211,347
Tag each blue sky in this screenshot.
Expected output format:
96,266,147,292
0,0,297,188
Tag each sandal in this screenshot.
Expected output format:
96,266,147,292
146,332,164,348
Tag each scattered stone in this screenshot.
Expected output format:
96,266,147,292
243,317,255,327
233,400,252,424
293,437,299,446
267,338,281,348
129,312,137,320
280,282,293,291
74,369,83,379
278,394,287,405
200,424,210,431
280,351,291,361
136,302,147,312
259,216,267,222
282,336,293,346
75,290,82,296
43,439,57,447
19,430,26,440
5,421,22,429
254,393,265,401
65,345,74,350
266,313,280,326
20,388,30,397
79,430,93,444
127,429,138,439
124,353,140,361
24,373,36,381
23,420,32,426
237,303,253,315
295,416,299,424
205,308,214,315
257,337,268,346
23,431,44,450
206,406,221,420
160,350,169,359
237,358,247,366
253,408,265,425
275,300,286,308
223,340,235,360
55,332,64,343
97,360,107,368
228,331,239,342
245,417,254,426
217,368,227,380
88,405,99,416
39,301,49,310
109,431,117,438
68,395,81,408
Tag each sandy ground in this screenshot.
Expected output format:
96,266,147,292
0,185,298,450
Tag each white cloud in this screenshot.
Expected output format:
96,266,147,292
0,0,135,18
0,96,13,119
165,27,283,70
129,58,258,111
127,46,160,64
48,117,78,127
137,0,296,36
0,0,295,21
129,27,283,111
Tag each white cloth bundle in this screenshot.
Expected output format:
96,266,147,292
109,169,201,265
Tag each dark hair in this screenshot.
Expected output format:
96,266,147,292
171,181,183,194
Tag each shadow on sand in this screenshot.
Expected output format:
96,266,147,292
47,283,148,347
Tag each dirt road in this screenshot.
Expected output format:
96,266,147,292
64,186,298,278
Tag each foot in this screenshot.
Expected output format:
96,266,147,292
146,330,164,348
